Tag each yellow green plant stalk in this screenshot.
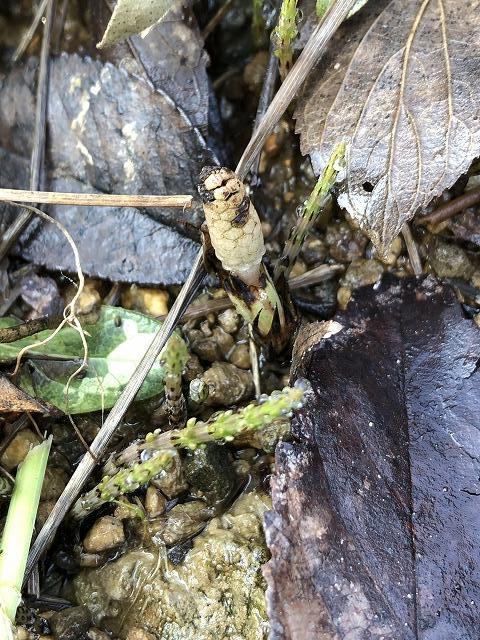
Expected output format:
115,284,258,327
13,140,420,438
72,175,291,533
72,382,308,519
0,437,52,633
274,142,346,283
272,0,299,78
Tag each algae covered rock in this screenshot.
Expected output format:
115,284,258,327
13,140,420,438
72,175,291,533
73,491,271,639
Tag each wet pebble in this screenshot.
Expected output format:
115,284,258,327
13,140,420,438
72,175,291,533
150,449,187,498
217,308,239,334
228,342,251,369
122,285,169,316
83,516,125,553
325,222,368,263
337,259,384,310
188,330,223,363
87,630,111,640
429,241,474,279
148,501,213,546
212,326,235,356
202,362,254,406
50,606,91,640
185,444,237,504
145,485,167,518
1,429,41,470
301,236,327,266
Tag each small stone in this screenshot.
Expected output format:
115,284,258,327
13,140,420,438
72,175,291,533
337,285,352,310
65,280,101,315
326,222,368,263
150,449,188,498
87,629,111,640
217,308,239,334
289,260,307,278
429,241,474,279
380,235,403,266
41,467,69,501
147,501,213,546
145,485,166,518
202,362,254,406
1,429,41,470
341,259,384,290
212,326,235,356
301,237,327,266
126,629,155,640
471,270,480,289
36,500,56,529
15,627,31,640
50,606,91,640
185,444,237,504
474,315,480,329
189,330,223,363
228,343,251,369
83,516,125,553
122,285,169,316
182,353,203,382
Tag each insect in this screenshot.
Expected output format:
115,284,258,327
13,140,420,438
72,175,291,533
197,166,296,351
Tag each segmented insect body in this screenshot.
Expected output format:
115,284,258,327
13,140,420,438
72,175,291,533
198,167,265,285
198,166,286,341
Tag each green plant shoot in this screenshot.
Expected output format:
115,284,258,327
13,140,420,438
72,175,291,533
0,437,52,632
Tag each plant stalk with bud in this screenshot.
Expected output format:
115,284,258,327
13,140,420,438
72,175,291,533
72,382,308,518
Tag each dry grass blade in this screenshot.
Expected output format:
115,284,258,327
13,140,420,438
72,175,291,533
236,0,358,180
12,0,49,63
0,188,192,209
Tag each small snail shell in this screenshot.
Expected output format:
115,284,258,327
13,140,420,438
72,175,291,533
198,167,265,285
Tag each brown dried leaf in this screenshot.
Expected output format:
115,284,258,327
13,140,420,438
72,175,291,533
296,0,480,253
264,278,480,639
0,374,53,414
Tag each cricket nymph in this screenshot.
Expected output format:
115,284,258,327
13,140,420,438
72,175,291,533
198,166,265,286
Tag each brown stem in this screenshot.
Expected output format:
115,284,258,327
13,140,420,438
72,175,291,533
202,0,236,39
0,189,192,209
0,316,62,344
417,186,480,226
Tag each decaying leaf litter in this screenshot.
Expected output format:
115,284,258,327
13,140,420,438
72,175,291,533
0,0,479,639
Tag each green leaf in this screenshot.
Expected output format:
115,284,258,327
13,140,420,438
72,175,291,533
97,0,180,49
0,307,164,414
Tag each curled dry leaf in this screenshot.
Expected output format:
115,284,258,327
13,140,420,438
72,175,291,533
98,0,182,49
296,0,480,253
264,277,480,639
0,374,53,414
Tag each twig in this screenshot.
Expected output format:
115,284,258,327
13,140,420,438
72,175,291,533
0,315,62,343
401,223,422,276
0,0,56,262
0,188,192,209
249,325,261,399
416,185,480,226
11,0,49,64
25,0,352,576
202,0,236,39
250,46,279,185
103,282,122,306
236,0,358,179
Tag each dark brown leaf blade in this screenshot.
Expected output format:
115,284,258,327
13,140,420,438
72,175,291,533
296,0,480,253
265,278,480,639
0,54,209,285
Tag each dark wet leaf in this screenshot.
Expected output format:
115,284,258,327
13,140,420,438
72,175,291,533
0,307,164,414
296,0,480,254
0,373,53,414
0,54,210,285
265,277,480,639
